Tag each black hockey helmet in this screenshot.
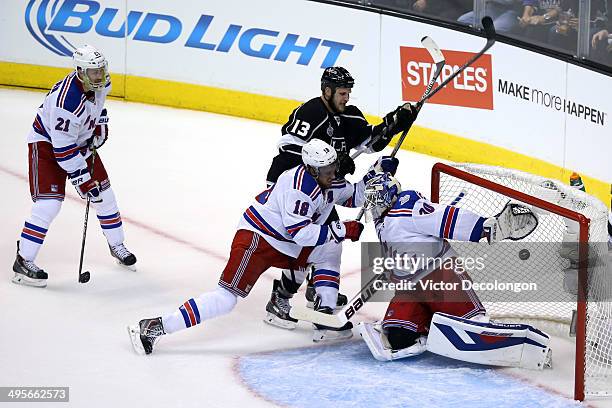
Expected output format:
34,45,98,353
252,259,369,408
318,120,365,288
321,66,354,92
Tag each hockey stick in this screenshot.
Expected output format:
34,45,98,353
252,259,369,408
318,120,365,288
289,37,445,327
290,22,498,326
351,36,445,161
419,17,496,103
77,148,96,284
352,17,496,160
351,37,446,223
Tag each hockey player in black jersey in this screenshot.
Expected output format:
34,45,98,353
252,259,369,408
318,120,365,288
264,66,418,329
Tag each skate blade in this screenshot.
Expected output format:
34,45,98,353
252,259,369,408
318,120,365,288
312,328,353,343
11,273,47,288
263,312,297,330
127,325,146,355
117,260,137,272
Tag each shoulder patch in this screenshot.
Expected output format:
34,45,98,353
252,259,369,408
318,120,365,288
393,190,424,210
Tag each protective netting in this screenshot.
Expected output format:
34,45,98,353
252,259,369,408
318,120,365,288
434,163,611,398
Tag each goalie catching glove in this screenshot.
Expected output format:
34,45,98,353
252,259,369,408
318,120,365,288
484,201,538,244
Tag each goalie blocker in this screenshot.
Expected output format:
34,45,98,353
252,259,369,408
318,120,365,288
360,313,552,370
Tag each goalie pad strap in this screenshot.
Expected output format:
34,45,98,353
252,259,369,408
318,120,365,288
426,313,551,370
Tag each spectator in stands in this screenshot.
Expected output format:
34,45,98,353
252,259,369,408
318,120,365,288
458,0,523,33
370,0,470,20
547,0,607,53
591,25,612,64
411,0,472,20
516,0,561,44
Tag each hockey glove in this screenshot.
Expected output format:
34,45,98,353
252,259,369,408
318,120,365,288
363,156,399,184
371,103,418,152
483,201,538,244
89,108,108,151
393,103,418,132
336,152,356,178
373,156,399,175
69,168,102,203
329,220,364,243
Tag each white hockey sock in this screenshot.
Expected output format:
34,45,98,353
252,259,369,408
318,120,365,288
92,188,124,246
312,269,340,309
162,286,238,334
19,199,62,261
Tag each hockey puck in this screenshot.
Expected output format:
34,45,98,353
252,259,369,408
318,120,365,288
518,249,530,261
79,271,90,283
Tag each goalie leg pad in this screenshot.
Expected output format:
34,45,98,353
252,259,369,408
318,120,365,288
426,313,551,370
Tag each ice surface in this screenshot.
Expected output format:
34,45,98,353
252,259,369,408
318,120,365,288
0,87,607,407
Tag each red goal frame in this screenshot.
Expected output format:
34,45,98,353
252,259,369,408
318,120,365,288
431,162,591,401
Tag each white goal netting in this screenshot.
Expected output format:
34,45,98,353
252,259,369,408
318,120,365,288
434,163,611,398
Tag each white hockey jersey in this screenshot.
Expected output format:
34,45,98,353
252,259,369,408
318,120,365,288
375,190,487,278
238,165,365,257
28,71,110,174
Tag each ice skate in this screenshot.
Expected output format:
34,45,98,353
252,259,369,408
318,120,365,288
305,280,347,310
263,279,298,330
12,243,48,288
128,317,165,355
109,243,137,271
312,296,353,342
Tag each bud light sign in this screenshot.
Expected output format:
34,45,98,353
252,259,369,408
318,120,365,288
25,0,354,67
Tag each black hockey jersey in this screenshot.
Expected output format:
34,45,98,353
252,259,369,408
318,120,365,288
277,97,375,156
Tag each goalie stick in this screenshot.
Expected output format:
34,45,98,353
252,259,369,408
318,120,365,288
352,16,496,161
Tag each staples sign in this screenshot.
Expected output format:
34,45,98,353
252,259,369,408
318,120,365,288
400,47,493,110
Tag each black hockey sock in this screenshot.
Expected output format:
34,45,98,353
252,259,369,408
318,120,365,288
279,273,300,297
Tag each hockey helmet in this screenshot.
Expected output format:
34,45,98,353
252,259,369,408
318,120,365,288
73,45,109,91
321,66,355,92
302,139,338,178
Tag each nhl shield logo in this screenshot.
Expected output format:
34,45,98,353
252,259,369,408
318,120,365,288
326,123,334,137
51,184,58,192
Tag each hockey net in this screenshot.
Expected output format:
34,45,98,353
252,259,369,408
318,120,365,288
431,163,611,401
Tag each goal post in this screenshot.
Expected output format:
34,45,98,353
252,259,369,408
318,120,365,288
431,162,611,401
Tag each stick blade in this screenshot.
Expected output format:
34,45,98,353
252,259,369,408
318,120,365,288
421,36,445,64
289,305,348,328
481,16,496,40
79,271,90,283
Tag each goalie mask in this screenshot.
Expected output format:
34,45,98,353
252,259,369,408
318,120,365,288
73,45,110,92
364,173,402,222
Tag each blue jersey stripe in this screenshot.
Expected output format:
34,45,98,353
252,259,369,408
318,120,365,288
315,225,328,246
439,207,450,238
24,222,48,233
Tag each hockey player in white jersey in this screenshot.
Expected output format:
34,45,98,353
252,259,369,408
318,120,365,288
128,140,398,354
12,45,136,287
357,173,550,369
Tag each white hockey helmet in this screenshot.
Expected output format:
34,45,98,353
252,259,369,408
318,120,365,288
364,172,402,221
302,139,338,174
73,45,109,91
